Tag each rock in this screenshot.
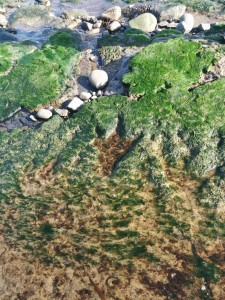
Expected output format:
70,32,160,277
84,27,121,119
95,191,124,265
0,7,6,14
89,55,98,63
97,90,102,97
93,20,102,29
129,13,157,33
198,23,211,31
158,21,169,28
82,21,93,31
167,22,179,29
0,14,7,27
91,28,101,34
158,4,186,22
179,13,194,32
89,70,108,89
29,115,37,122
82,16,98,24
67,97,84,111
108,20,121,32
60,9,88,21
79,91,92,100
54,108,69,117
8,6,54,29
91,95,97,100
36,109,52,120
6,27,17,34
102,6,121,21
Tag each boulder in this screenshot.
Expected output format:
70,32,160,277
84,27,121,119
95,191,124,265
0,14,7,27
102,6,121,21
158,4,186,22
179,13,194,32
176,21,191,34
67,97,84,111
129,13,157,33
36,109,52,120
108,20,121,32
89,70,108,89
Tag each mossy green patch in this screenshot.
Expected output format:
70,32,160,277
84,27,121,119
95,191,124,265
0,32,80,121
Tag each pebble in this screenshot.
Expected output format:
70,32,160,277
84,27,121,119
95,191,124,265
36,109,52,120
67,97,84,111
30,115,38,122
108,20,121,32
79,91,92,100
89,55,98,62
54,108,69,118
91,95,98,100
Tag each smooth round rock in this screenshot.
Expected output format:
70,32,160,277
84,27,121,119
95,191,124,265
129,13,157,33
89,70,108,89
36,108,52,120
102,6,121,21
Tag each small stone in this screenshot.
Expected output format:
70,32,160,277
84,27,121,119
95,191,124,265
91,95,97,100
89,70,108,89
0,7,6,14
89,55,98,62
36,109,52,120
198,23,211,31
67,97,84,111
104,91,111,96
80,91,92,100
91,28,101,34
0,14,7,27
93,20,102,29
167,22,179,29
102,6,121,21
29,115,37,122
108,20,121,32
97,90,102,96
54,108,69,117
158,21,169,27
82,21,93,31
92,91,96,96
82,16,98,24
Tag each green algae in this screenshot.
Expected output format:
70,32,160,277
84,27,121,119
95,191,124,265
0,38,225,297
0,32,80,121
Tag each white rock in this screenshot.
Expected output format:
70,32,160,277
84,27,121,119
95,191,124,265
0,7,6,14
97,90,102,96
108,20,121,32
129,13,157,33
176,21,191,34
179,13,194,32
198,23,211,31
36,109,52,120
29,115,37,122
67,97,84,111
102,6,121,21
0,14,7,27
91,95,98,100
89,70,108,89
89,55,98,62
80,91,92,100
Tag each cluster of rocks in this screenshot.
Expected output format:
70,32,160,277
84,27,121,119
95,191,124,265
33,69,108,121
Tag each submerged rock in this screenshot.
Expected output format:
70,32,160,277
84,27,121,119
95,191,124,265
129,13,157,33
89,70,108,89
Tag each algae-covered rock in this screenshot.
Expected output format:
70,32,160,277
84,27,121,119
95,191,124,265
0,31,80,121
0,38,225,299
8,6,55,29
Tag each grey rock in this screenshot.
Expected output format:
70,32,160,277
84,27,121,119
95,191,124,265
158,4,186,22
179,13,194,33
79,91,92,100
82,16,98,24
82,21,93,31
0,14,7,27
54,108,69,117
